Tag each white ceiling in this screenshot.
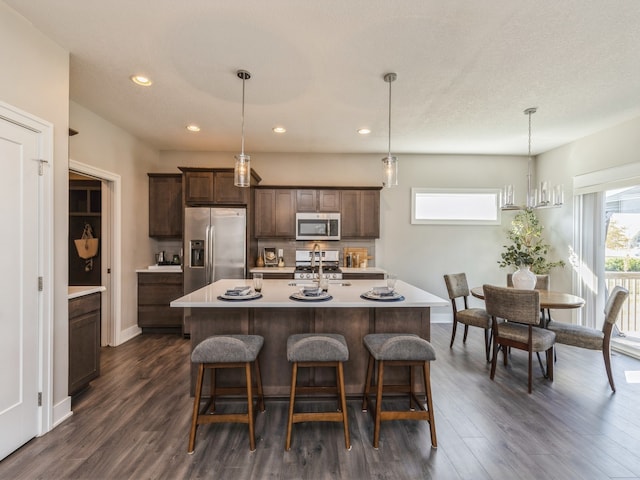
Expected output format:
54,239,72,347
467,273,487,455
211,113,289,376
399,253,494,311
7,0,640,155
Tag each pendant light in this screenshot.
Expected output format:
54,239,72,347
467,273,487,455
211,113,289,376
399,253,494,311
501,107,564,210
234,69,251,187
381,72,398,188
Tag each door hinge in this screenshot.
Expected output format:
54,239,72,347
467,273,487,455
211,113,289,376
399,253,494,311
38,392,42,406
38,276,43,291
37,159,49,176
107,268,111,274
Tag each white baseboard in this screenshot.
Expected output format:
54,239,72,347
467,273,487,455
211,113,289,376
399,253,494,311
117,325,142,346
50,396,73,432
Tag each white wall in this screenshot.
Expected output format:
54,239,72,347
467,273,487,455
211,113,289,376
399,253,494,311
0,2,69,417
69,102,160,333
538,116,640,318
160,150,530,317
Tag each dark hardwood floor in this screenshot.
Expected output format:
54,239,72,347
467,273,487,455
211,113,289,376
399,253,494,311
2,323,640,479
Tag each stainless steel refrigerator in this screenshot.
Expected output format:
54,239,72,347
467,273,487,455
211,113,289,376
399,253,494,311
183,207,246,334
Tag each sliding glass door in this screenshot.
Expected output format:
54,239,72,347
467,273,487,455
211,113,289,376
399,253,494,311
605,187,640,357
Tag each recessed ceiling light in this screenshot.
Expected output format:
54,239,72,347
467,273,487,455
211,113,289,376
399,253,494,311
186,124,201,132
130,75,152,86
273,126,286,134
358,128,371,135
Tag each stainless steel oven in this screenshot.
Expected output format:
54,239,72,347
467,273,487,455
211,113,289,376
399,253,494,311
295,212,340,241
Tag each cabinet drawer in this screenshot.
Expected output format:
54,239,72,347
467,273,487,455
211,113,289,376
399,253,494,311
138,284,184,305
137,273,183,285
69,293,101,318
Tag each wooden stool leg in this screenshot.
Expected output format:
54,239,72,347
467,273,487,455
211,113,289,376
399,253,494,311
285,362,298,451
209,367,216,412
245,362,256,451
188,364,205,454
337,362,351,450
409,365,416,411
362,354,374,411
254,358,265,412
422,362,437,448
373,360,384,448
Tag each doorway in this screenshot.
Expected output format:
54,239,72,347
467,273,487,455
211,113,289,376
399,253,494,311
69,159,122,346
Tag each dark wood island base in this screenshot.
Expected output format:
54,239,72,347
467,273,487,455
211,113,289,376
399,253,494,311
188,305,431,397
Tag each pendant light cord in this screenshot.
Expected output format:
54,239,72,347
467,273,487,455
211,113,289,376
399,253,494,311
387,77,392,156
241,75,246,155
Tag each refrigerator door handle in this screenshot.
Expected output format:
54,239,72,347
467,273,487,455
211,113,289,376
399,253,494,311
210,224,216,283
204,225,211,284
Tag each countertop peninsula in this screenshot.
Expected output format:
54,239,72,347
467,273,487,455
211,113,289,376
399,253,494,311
172,279,447,397
171,279,445,308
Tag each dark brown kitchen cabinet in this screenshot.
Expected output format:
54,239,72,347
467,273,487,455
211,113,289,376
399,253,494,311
254,188,295,238
148,173,182,237
137,272,184,332
69,292,101,396
340,189,381,238
180,167,261,206
296,189,341,212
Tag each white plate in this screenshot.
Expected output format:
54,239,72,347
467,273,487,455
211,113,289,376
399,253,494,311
361,290,404,301
219,291,262,301
289,292,332,301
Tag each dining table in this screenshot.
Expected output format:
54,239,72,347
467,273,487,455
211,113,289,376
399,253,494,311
470,286,585,327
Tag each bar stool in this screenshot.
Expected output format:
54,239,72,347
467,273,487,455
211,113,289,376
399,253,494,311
188,334,265,453
286,333,351,451
362,333,437,449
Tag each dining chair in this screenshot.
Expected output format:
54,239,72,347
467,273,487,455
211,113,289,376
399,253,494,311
483,285,556,393
547,285,629,392
443,273,492,361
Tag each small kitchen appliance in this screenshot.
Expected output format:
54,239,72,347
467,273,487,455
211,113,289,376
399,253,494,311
294,249,342,280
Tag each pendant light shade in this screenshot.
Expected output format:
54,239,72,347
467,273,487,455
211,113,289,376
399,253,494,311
234,70,251,187
382,72,398,188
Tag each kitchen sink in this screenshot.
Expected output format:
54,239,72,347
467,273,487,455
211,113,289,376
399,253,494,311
288,281,351,287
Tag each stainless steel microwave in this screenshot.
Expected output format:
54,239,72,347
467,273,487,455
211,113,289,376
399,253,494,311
296,212,341,240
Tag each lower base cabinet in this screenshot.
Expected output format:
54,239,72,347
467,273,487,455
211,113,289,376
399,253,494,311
137,272,184,332
69,293,101,396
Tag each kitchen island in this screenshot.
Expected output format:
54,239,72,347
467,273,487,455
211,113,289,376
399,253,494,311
171,279,448,396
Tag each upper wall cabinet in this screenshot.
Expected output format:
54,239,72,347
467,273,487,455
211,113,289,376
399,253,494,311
296,189,341,212
340,189,381,238
148,174,182,238
179,167,261,206
254,188,296,238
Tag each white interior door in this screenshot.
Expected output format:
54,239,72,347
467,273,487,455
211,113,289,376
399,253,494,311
0,117,41,459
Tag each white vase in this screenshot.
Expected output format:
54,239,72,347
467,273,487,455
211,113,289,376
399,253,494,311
512,265,536,289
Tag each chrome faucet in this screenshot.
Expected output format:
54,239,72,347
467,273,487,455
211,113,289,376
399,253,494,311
312,243,323,273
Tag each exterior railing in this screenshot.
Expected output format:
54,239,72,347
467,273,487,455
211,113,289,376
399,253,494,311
605,272,640,334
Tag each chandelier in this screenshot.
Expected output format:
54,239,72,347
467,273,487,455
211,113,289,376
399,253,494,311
381,72,398,188
501,107,563,210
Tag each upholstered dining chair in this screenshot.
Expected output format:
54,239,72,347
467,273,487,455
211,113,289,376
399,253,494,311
547,285,629,392
443,273,492,361
483,285,556,393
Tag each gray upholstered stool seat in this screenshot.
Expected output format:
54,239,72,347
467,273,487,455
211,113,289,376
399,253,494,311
362,333,437,449
188,335,265,453
286,333,350,451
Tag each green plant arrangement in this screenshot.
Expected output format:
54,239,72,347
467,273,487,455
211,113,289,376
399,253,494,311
498,209,565,274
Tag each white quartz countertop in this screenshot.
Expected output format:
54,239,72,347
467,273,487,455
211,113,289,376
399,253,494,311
68,285,106,299
170,279,447,309
136,265,183,273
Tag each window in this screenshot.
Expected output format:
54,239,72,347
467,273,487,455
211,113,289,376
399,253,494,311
411,188,501,225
